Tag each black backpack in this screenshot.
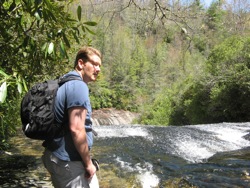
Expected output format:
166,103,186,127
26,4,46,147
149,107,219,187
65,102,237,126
20,75,81,140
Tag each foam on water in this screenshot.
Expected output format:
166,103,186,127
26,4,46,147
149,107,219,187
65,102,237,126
173,123,250,162
174,140,214,162
115,156,135,172
115,157,159,188
95,125,149,138
95,123,250,164
194,123,250,147
137,171,159,188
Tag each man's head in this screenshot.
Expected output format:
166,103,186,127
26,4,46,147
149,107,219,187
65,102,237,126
74,46,102,83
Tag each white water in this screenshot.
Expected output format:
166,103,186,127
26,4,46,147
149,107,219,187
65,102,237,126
95,123,250,163
177,122,250,162
95,126,150,138
95,122,250,187
115,157,159,188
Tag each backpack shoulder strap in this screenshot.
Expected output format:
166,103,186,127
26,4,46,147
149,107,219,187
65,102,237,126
58,75,82,86
57,75,82,128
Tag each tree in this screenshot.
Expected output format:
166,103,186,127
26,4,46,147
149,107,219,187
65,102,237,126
0,0,97,149
206,0,225,31
169,36,250,125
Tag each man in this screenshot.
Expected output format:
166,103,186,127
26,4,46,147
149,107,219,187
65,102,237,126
42,46,102,188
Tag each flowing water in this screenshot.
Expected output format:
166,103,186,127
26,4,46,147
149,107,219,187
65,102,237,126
0,122,250,188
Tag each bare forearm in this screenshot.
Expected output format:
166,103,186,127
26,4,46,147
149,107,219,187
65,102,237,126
68,107,96,179
71,129,92,166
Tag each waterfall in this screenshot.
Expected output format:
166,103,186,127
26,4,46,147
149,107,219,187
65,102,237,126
93,122,250,188
1,122,249,188
95,122,250,162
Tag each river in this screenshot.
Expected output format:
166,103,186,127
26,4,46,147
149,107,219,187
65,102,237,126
0,122,250,187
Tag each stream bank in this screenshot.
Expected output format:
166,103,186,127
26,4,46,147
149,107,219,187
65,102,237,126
0,108,139,187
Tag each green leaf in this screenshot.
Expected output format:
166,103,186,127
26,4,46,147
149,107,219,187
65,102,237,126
23,52,28,57
72,27,80,35
85,26,95,35
34,11,41,20
0,70,8,77
17,82,22,94
22,78,28,92
0,82,7,103
43,8,49,22
77,6,82,21
72,32,80,44
60,40,66,57
46,9,57,22
48,42,54,54
62,33,70,48
65,17,77,22
42,42,48,51
83,21,97,26
81,25,86,32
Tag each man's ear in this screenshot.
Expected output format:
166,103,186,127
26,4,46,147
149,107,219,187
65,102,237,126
77,59,85,69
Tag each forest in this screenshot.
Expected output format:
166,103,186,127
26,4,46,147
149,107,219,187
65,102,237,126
0,0,250,149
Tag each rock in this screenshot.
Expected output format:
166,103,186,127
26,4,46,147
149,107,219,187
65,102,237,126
243,132,250,141
91,108,139,126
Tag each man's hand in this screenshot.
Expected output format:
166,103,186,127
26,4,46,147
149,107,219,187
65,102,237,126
85,162,97,179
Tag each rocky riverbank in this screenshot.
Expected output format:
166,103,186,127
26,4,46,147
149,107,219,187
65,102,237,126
0,108,140,187
92,108,139,126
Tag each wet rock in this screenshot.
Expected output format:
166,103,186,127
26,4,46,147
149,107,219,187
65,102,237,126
92,108,139,126
208,146,250,162
243,132,250,141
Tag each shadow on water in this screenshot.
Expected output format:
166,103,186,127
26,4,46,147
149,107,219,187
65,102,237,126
0,131,52,188
0,122,250,188
0,153,49,187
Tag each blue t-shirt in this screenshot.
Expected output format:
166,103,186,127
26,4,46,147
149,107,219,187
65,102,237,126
50,70,93,161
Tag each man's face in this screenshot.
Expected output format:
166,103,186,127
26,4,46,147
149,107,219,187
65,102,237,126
81,54,102,83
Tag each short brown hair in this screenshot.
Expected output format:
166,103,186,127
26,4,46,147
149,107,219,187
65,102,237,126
74,46,102,68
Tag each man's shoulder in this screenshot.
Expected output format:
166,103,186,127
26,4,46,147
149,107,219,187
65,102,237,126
66,79,86,89
63,70,82,80
64,80,88,98
62,71,85,87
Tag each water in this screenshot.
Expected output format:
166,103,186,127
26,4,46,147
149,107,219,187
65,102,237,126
93,122,250,188
0,122,250,187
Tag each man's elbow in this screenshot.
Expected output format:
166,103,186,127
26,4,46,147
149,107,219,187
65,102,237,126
69,124,86,137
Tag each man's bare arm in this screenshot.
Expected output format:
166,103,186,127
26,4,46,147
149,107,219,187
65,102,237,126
68,107,96,178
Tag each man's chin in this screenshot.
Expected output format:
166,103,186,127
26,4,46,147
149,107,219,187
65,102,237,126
92,77,97,81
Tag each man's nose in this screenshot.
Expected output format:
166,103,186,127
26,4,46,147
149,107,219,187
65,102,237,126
95,65,101,72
